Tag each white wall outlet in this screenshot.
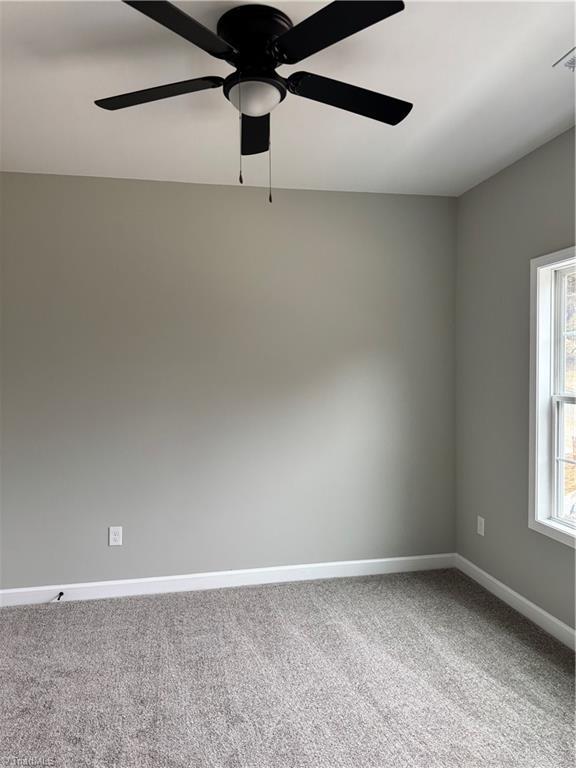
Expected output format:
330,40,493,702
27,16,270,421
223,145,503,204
108,526,123,546
477,516,485,536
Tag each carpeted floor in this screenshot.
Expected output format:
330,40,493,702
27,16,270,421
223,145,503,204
0,569,573,768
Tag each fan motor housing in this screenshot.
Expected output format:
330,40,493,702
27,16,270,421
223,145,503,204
217,4,293,65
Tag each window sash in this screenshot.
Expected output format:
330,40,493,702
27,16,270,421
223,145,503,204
554,265,575,397
552,264,576,526
553,396,576,528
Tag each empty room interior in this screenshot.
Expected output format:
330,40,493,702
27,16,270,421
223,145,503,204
0,1,575,766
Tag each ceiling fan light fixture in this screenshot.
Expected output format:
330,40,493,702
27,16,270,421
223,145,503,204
228,80,283,117
96,1,413,158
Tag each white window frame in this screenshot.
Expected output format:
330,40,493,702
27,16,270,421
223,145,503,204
529,245,576,548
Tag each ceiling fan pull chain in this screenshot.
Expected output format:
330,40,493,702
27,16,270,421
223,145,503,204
238,84,243,184
238,121,243,184
268,127,272,204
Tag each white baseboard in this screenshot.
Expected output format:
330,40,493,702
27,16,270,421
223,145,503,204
0,552,455,608
455,554,575,650
3,553,573,650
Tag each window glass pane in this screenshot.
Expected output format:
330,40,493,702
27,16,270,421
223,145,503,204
567,272,576,331
556,402,576,524
561,402,576,461
564,270,576,393
557,460,576,525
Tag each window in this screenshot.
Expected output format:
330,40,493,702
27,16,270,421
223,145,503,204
529,246,576,547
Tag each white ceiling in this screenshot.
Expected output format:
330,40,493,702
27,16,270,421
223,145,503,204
1,1,574,195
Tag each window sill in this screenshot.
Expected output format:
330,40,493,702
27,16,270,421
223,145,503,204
529,517,576,548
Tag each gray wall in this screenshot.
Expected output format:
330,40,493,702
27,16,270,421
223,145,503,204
456,129,575,627
0,173,456,588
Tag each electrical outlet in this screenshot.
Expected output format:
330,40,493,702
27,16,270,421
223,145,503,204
108,526,123,546
477,516,485,537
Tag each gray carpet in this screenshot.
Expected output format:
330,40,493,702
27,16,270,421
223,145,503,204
0,569,573,768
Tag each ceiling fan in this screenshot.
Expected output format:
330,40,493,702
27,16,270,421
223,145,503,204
95,1,413,157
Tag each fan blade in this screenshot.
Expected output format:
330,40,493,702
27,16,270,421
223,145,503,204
95,76,223,111
123,1,237,60
288,72,412,125
241,114,270,156
273,1,404,65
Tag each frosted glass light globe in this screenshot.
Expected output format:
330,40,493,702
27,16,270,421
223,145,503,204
228,81,282,117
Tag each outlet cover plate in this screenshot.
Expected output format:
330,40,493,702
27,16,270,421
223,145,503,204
109,526,123,546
